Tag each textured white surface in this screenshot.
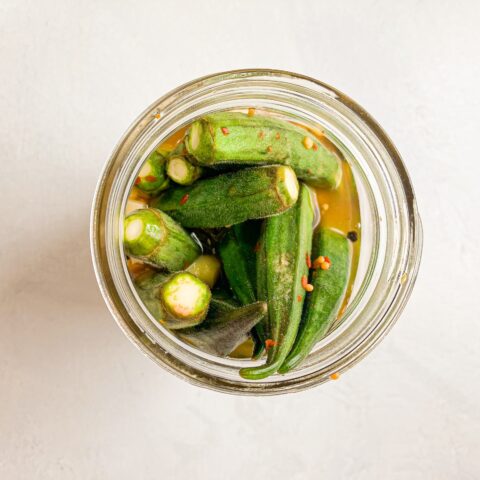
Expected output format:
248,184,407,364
1,1,479,478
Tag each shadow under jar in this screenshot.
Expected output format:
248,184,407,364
91,69,422,395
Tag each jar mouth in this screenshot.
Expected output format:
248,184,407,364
91,69,422,395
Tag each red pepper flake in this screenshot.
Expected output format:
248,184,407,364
301,275,314,292
275,132,281,140
253,242,261,253
297,295,302,302
266,146,273,153
306,253,312,268
312,143,318,151
221,127,229,135
154,113,161,119
179,194,189,205
265,339,277,350
330,372,340,380
134,177,141,185
258,131,265,139
145,175,157,182
324,256,331,264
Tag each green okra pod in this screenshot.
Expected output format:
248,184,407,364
279,228,352,373
185,111,342,189
219,221,266,358
185,254,221,288
240,184,314,380
178,302,267,356
252,222,268,358
218,222,259,305
134,270,211,329
124,208,201,271
159,272,211,329
151,165,299,228
135,149,170,195
166,142,203,185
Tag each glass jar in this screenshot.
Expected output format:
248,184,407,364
90,69,422,395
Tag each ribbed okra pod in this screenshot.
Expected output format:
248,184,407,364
159,272,211,329
240,184,314,380
185,254,221,288
219,221,266,357
218,222,259,305
280,228,351,373
252,222,268,358
166,142,203,186
135,149,170,195
135,270,211,329
124,208,200,271
151,165,299,228
185,112,342,189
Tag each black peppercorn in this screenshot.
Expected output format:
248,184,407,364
347,231,358,242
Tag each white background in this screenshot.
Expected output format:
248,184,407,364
1,1,479,478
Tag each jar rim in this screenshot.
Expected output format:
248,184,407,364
91,69,422,395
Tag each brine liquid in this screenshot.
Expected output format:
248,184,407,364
126,116,361,359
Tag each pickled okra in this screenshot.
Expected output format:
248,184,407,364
159,272,211,329
124,208,200,271
280,228,352,373
252,223,268,358
166,142,203,186
240,184,314,380
135,270,211,329
151,165,299,228
218,222,259,305
135,149,170,195
185,112,342,189
186,254,221,288
219,221,266,357
123,108,361,377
